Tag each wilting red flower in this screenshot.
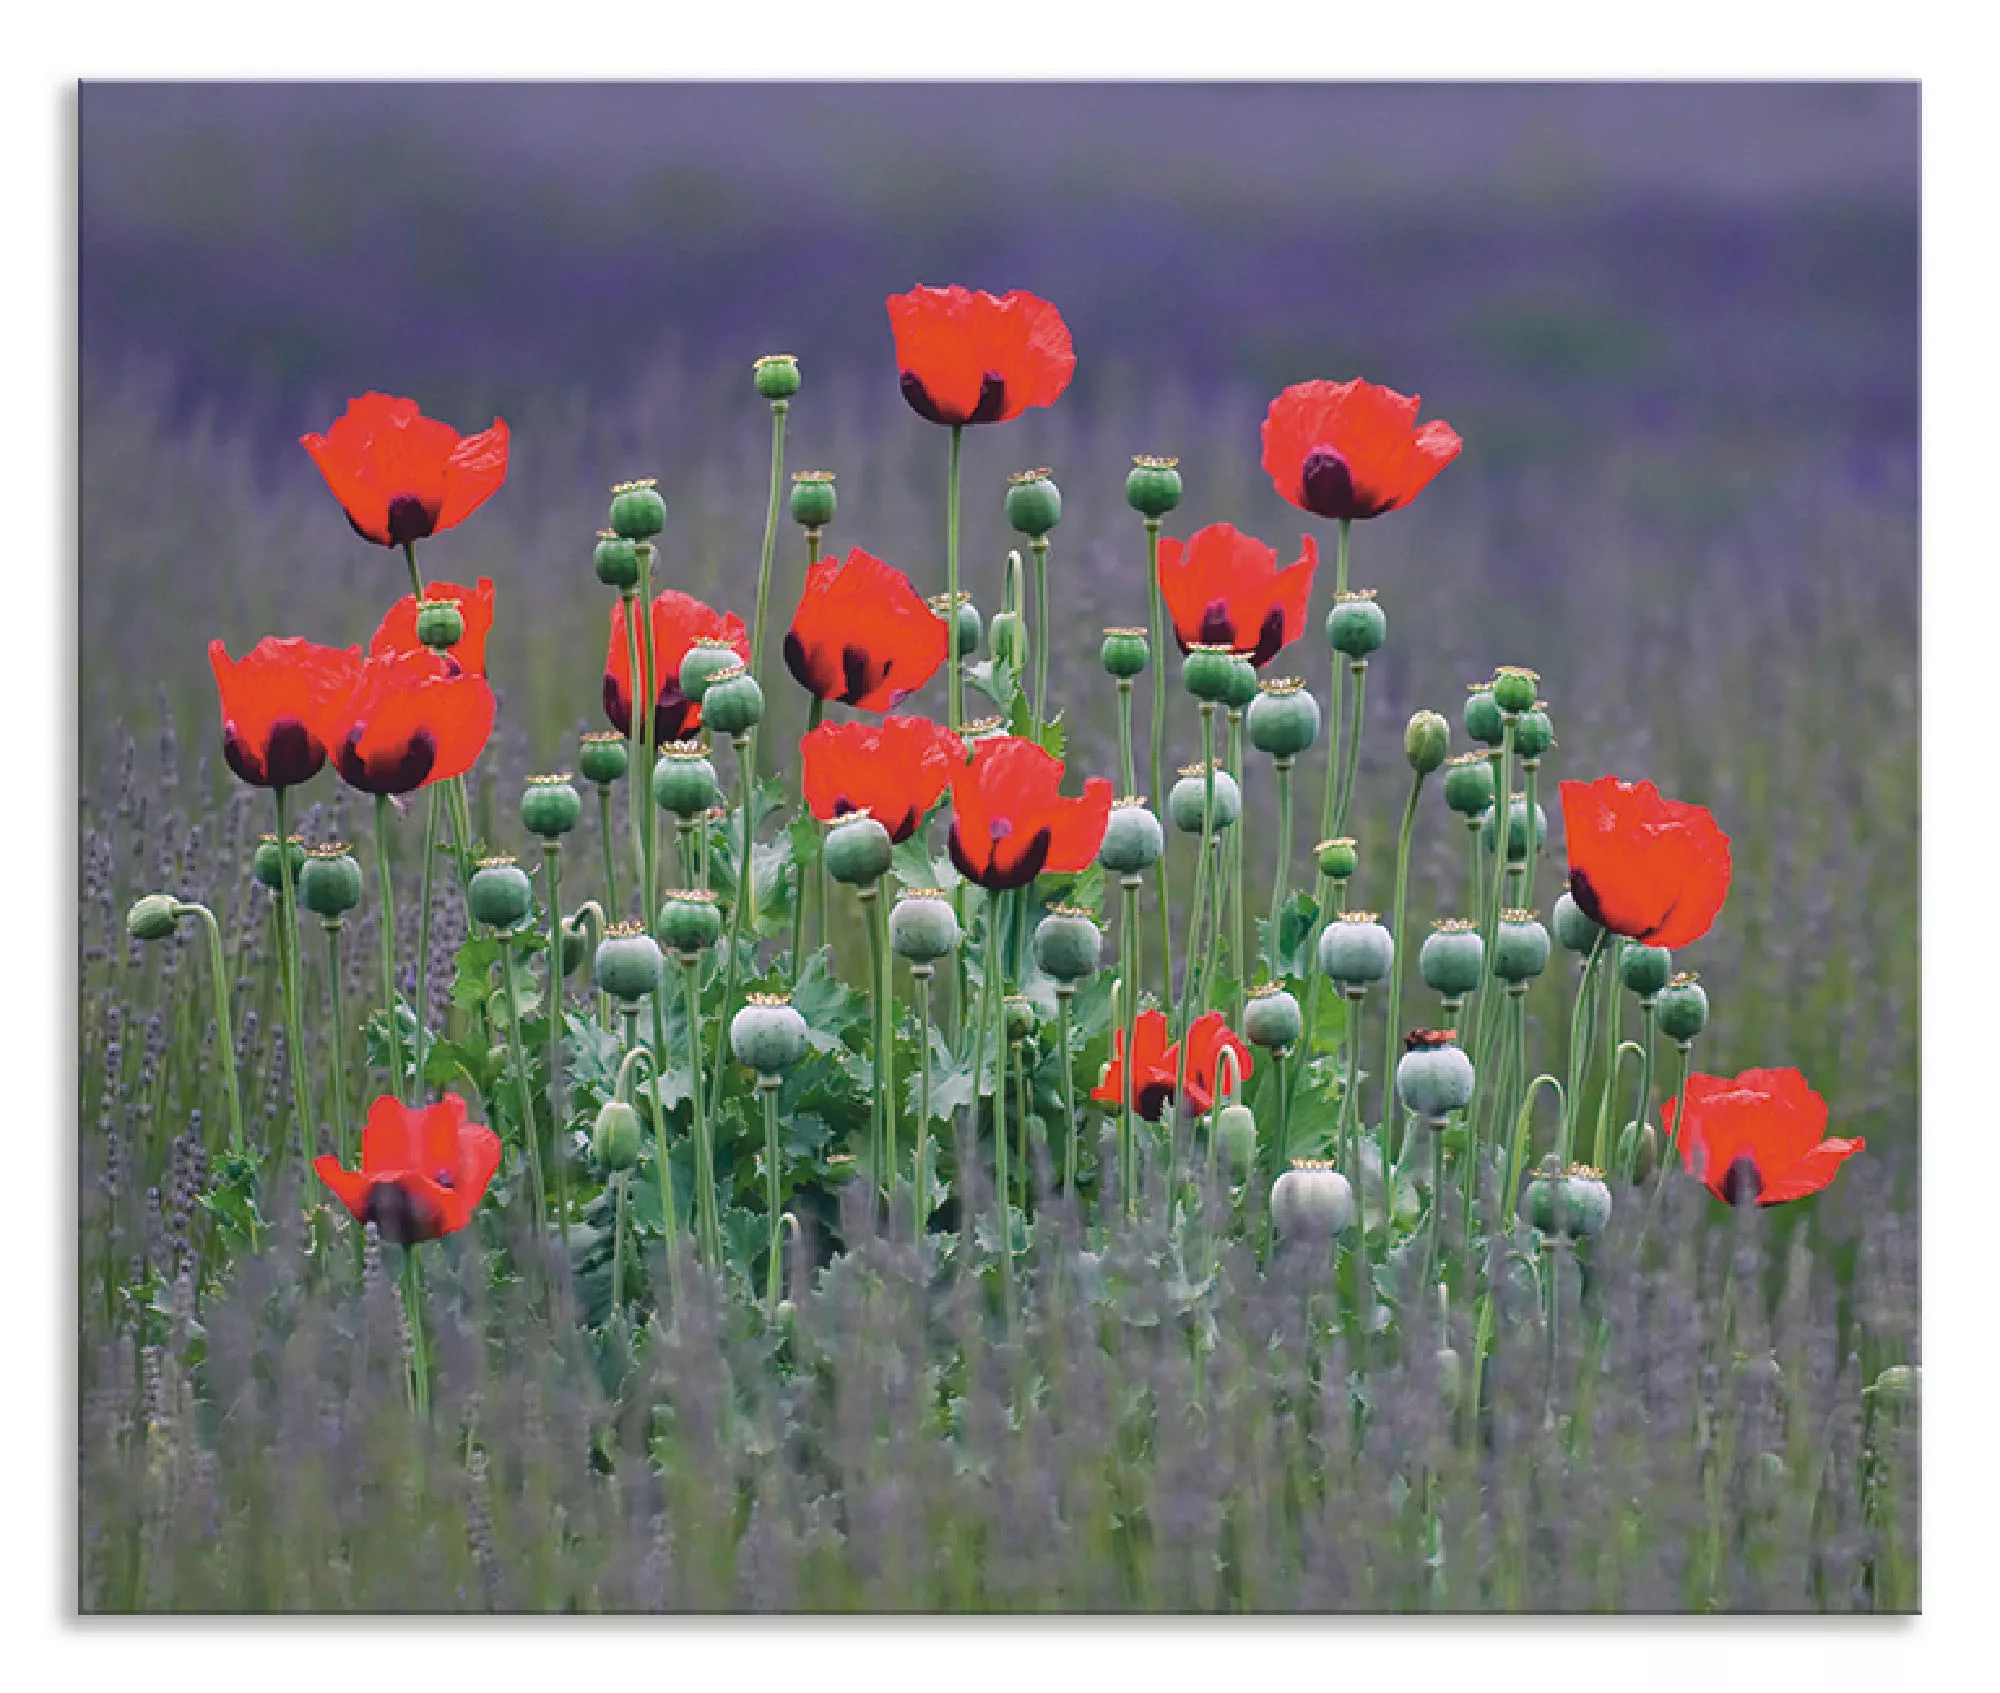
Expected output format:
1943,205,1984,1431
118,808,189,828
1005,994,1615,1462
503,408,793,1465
370,577,497,676
604,591,750,743
331,649,495,795
1261,378,1462,522
1560,775,1733,950
1158,523,1318,667
802,716,963,844
887,285,1076,427
1663,1067,1863,1206
947,735,1112,891
784,547,950,712
315,1092,502,1244
302,392,510,548
1092,1008,1254,1120
208,636,364,789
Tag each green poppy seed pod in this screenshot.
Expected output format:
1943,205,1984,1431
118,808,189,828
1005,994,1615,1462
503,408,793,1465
930,591,981,659
1243,985,1303,1051
1270,1160,1355,1238
990,610,1025,670
1481,794,1548,863
824,813,893,886
961,715,1007,743
593,923,664,1003
1214,1103,1258,1176
657,888,723,955
1520,1158,1609,1236
1247,678,1320,759
1170,763,1241,833
753,353,801,401
1033,906,1102,984
521,774,583,839
1396,1029,1476,1126
593,1099,643,1172
1492,909,1551,983
415,597,464,651
608,478,666,540
678,638,744,705
1404,709,1450,775
252,834,307,891
890,888,960,963
299,845,364,918
1125,454,1182,518
1463,685,1504,747
1655,973,1710,1043
651,743,721,818
1619,943,1673,1000
1420,920,1484,998
1442,751,1495,817
1513,703,1554,761
1553,890,1602,954
1004,996,1038,1044
1005,468,1063,537
731,992,809,1075
1181,643,1236,703
1491,666,1539,716
1315,837,1359,881
468,857,535,931
701,666,764,737
789,470,836,530
1319,911,1394,987
578,731,629,787
1100,626,1150,679
1098,799,1164,875
1326,589,1387,659
126,893,181,942
1219,655,1260,712
594,529,642,590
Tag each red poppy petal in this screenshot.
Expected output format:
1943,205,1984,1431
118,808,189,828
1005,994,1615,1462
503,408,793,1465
314,1155,372,1220
1042,777,1114,873
1758,1135,1865,1205
435,420,511,532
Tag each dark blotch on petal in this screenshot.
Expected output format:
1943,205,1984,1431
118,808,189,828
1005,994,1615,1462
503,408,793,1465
1136,1080,1172,1123
968,372,1007,425
984,825,1051,892
655,687,696,745
262,717,323,789
223,729,267,787
385,494,440,548
602,673,632,737
1569,867,1605,929
900,372,956,427
1721,1154,1764,1207
783,631,833,699
1301,446,1367,521
1197,600,1236,648
337,725,437,796
363,1179,435,1246
1250,606,1286,668
840,645,879,706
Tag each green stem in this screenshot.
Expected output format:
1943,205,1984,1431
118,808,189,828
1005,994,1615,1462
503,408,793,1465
1272,1048,1291,1189
1562,932,1611,1174
541,844,570,1254
611,1170,629,1310
372,794,405,1096
749,400,789,704
400,1244,430,1423
946,425,964,737
678,956,722,1268
1339,986,1373,1340
320,918,349,1167
596,783,622,923
412,787,440,1103
1636,1042,1694,1254
1011,1037,1028,1212
1317,517,1352,834
761,1080,783,1311
790,696,825,983
1145,517,1172,1007
401,540,424,600
496,934,548,1242
271,788,317,1177
174,901,245,1158
629,1012,688,1317
1057,987,1079,1204
1226,710,1246,1021
1120,878,1142,1220
1268,758,1295,971
1520,758,1542,914
1465,818,1483,927
1331,661,1367,840
1377,770,1427,1172
989,891,1014,1313
1591,945,1626,1171
861,884,889,1199
1031,534,1051,741
708,734,757,1090
913,966,934,1241
1470,717,1519,1080
1115,680,1136,801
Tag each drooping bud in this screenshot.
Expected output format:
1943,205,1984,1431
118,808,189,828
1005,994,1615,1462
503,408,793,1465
989,609,1026,670
1319,911,1394,988
593,921,665,1003
1404,709,1450,775
1033,906,1102,985
1243,983,1303,1050
1098,798,1165,875
1420,919,1484,998
657,888,723,956
1100,626,1150,680
608,478,666,540
521,773,582,839
126,894,181,942
789,470,836,530
890,887,960,964
594,529,642,590
1213,1103,1258,1176
1395,1028,1476,1126
593,1099,643,1172
731,992,809,1075
1246,677,1320,760
578,731,629,787
1326,589,1387,659
1170,762,1242,833
299,843,364,918
752,353,801,402
824,812,893,886
651,742,721,818
468,856,535,930
1125,454,1182,518
1004,468,1063,537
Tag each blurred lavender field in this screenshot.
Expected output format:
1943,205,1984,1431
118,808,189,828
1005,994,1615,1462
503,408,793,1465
77,81,1919,1165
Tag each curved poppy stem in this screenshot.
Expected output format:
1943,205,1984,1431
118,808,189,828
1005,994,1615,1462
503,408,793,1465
1031,534,1051,741
946,424,964,737
913,964,934,1242
371,794,407,1098
319,916,350,1168
1145,517,1173,1010
411,787,441,1103
172,899,245,1158
495,932,548,1244
541,841,570,1254
1378,767,1428,1173
749,398,789,708
1625,1000,1659,1181
270,789,318,1185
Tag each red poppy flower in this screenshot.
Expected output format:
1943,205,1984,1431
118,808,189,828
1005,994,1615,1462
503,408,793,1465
604,591,750,743
208,636,365,789
1157,523,1318,667
1261,378,1462,522
802,715,963,844
314,1092,502,1244
1663,1067,1863,1206
302,392,509,549
331,648,495,795
370,577,497,677
1091,1009,1254,1120
1560,775,1733,950
887,285,1076,427
1180,1011,1255,1116
784,547,949,712
947,735,1113,891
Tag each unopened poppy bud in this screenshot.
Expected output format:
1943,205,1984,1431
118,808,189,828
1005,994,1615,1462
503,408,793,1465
651,742,721,818
1099,798,1164,875
930,591,981,658
252,834,306,891
1868,1364,1921,1406
701,666,764,737
469,856,535,931
559,919,588,977
824,812,893,886
1553,890,1602,954
1005,468,1063,537
990,609,1025,669
1213,1103,1258,1176
1420,919,1484,997
415,597,464,651
609,478,666,540
594,1099,642,1172
1170,762,1241,833
752,353,801,402
1491,666,1539,715
1125,454,1182,518
732,992,809,1074
1100,626,1150,679
1481,794,1547,863
1655,972,1710,1043
1034,906,1102,984
1513,703,1554,761
1243,983,1303,1050
299,844,364,918
1320,911,1393,987
594,922,664,1002
594,529,642,590
126,894,181,942
1614,1117,1660,1183
578,731,629,787
1004,995,1038,1043
1463,684,1504,747
1181,643,1236,703
1493,909,1550,983
1442,750,1495,817
521,774,582,839
657,888,723,955
890,888,960,963
1247,678,1320,759
1404,709,1450,775
678,637,744,705
789,470,836,530
1327,589,1387,659
1270,1159,1355,1238
1619,943,1672,1001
